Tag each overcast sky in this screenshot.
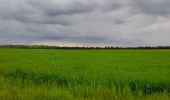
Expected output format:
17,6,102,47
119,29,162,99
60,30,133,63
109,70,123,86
0,0,170,47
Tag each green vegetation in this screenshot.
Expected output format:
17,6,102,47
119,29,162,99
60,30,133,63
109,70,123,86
0,48,170,100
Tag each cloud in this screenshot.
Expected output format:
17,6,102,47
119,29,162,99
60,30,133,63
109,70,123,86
0,0,170,46
129,0,170,16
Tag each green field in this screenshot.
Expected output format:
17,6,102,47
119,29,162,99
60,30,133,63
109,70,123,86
0,48,170,100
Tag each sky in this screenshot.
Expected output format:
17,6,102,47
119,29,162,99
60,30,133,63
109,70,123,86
0,0,170,47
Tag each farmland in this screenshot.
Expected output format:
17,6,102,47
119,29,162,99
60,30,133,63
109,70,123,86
0,48,170,100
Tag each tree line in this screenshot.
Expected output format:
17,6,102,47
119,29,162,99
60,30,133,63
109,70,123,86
0,45,170,49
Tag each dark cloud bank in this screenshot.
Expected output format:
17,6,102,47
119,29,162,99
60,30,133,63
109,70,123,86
0,0,170,47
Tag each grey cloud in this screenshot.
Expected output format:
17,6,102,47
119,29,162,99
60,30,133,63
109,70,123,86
129,0,170,16
0,0,71,25
29,0,96,16
0,0,170,46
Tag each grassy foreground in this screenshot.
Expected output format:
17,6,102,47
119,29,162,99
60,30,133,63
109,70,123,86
0,48,170,100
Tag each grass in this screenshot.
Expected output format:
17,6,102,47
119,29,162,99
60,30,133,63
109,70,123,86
0,48,170,100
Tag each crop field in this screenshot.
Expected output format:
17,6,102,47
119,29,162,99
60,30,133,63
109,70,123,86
0,48,170,100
